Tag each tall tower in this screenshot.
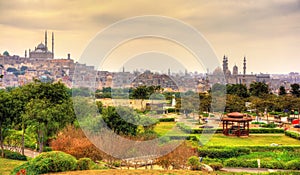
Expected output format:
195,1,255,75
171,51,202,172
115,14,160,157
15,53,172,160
243,56,246,75
52,32,54,59
45,30,48,51
222,55,229,74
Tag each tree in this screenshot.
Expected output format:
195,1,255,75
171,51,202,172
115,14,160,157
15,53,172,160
249,82,269,97
226,84,249,98
0,90,12,157
102,106,140,136
13,80,74,153
291,83,300,97
279,86,287,96
132,86,149,110
225,94,246,112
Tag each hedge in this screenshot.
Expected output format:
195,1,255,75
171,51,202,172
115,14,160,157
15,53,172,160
205,146,300,152
3,150,27,161
177,122,284,134
224,158,257,168
224,158,300,170
191,128,284,134
198,147,250,159
285,131,300,140
159,118,175,122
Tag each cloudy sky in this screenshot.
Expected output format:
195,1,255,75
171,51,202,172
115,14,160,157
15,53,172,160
0,0,299,74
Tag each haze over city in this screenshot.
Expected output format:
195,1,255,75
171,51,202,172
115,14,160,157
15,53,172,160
0,0,300,74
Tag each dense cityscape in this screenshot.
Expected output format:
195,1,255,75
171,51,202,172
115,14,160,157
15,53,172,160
1,1,300,174
0,31,299,94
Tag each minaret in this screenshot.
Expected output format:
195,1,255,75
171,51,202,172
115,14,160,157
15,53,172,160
168,68,170,76
25,50,27,58
243,56,246,75
45,30,47,51
52,32,54,59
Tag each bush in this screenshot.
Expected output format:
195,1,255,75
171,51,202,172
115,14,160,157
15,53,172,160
209,162,223,171
11,151,77,175
167,108,176,113
249,128,284,134
77,158,95,170
261,160,285,169
188,156,201,170
224,158,257,168
251,121,265,124
3,150,27,161
206,146,300,152
176,122,192,133
50,125,105,161
198,147,250,159
286,159,300,170
159,118,175,122
285,131,300,140
261,123,277,128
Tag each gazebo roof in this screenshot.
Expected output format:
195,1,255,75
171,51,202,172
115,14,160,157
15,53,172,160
227,112,244,118
221,117,252,122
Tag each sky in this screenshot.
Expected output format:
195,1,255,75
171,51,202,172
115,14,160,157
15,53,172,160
0,0,299,74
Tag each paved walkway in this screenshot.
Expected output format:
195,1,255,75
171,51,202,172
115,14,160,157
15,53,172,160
221,167,300,173
3,146,40,158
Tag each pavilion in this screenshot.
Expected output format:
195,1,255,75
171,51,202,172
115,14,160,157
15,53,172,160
221,112,252,137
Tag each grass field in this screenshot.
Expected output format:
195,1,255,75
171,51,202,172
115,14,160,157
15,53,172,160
205,134,300,146
154,122,176,136
154,122,300,146
0,158,26,175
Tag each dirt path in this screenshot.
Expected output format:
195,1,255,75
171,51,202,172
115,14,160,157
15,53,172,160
221,167,300,173
4,146,40,158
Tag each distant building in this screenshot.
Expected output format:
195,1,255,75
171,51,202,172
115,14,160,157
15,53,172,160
29,31,54,61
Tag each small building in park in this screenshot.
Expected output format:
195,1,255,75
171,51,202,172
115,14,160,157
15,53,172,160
221,112,252,137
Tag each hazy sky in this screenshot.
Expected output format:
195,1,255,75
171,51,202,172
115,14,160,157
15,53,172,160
0,0,299,74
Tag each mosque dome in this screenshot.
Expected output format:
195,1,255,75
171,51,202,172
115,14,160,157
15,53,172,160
37,43,46,49
213,67,223,75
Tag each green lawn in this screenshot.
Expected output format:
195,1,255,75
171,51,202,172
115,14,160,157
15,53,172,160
205,134,300,146
154,122,176,136
0,158,26,175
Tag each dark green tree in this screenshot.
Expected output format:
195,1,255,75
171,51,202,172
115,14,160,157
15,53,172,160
102,106,139,136
291,83,300,97
249,82,269,97
279,86,287,96
226,84,249,98
0,90,12,157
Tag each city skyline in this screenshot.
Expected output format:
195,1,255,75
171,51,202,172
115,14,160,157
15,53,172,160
0,0,300,74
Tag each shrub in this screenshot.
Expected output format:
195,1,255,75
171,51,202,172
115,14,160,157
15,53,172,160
50,125,105,161
224,158,257,168
176,122,192,133
209,162,223,171
77,158,95,170
159,118,175,122
285,131,300,140
198,147,250,159
261,160,285,169
261,123,277,128
11,151,77,175
4,150,27,161
188,156,201,170
286,159,300,170
249,128,284,134
167,108,176,113
251,121,265,124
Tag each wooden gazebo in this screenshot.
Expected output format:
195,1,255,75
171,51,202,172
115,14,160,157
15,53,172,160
221,112,252,137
